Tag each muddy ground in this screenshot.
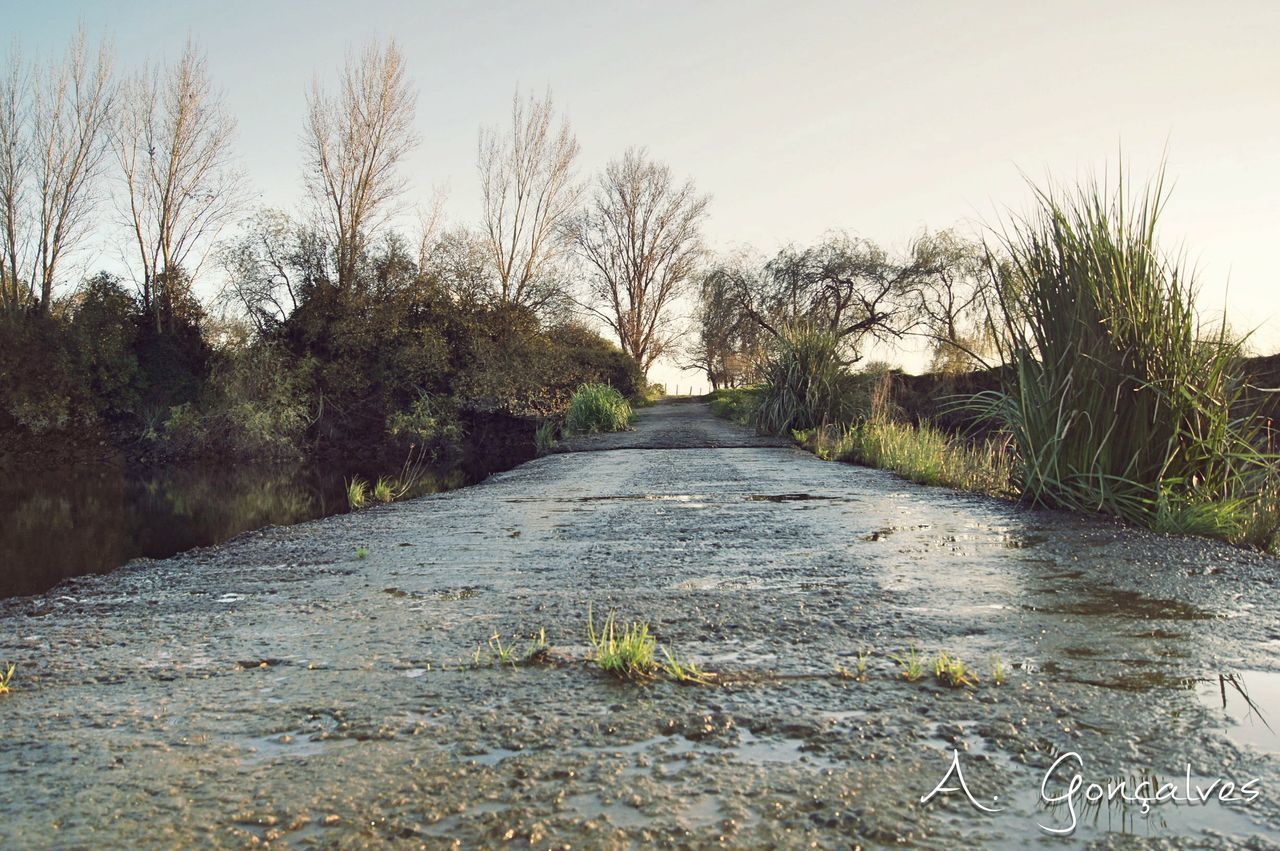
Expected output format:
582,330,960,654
1,399,1278,849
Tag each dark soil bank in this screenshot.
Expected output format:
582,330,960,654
1,401,1278,848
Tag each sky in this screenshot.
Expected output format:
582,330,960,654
7,0,1280,389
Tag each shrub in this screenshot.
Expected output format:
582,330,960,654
386,391,463,461
980,168,1276,542
754,324,862,434
708,386,760,426
564,383,632,434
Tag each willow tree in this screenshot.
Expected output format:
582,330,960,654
570,148,707,374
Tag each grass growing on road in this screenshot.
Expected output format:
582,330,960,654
992,658,1009,686
891,647,926,682
662,648,714,684
565,384,632,434
588,609,658,679
0,662,13,695
932,652,979,689
585,608,717,684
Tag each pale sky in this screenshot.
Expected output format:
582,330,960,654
9,1,1280,389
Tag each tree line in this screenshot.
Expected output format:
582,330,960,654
0,28,1016,465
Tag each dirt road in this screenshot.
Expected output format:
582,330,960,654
1,400,1278,848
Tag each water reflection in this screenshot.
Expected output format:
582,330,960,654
0,461,465,598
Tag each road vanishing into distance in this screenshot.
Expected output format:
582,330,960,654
1,400,1278,848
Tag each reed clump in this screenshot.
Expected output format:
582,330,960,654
564,384,632,434
976,167,1276,544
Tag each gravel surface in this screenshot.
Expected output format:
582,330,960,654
1,400,1278,848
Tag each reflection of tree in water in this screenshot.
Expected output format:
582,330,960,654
0,469,129,595
0,461,468,598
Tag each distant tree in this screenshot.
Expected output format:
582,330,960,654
0,29,115,314
421,225,495,308
686,257,766,388
302,39,418,292
569,148,708,374
478,89,581,314
912,229,998,371
113,38,243,331
725,230,1001,369
215,209,318,333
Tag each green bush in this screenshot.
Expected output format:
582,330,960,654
753,324,863,434
564,383,632,434
386,391,463,461
981,169,1276,543
708,386,760,426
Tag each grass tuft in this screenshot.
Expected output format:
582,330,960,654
804,419,1018,498
587,608,658,679
565,384,632,434
354,546,369,559
932,652,979,688
535,419,559,455
891,647,926,682
980,165,1277,545
992,657,1009,686
0,662,13,695
661,648,714,684
346,477,369,510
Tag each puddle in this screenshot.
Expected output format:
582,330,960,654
745,493,837,502
239,731,355,766
562,793,652,828
734,730,841,770
1196,670,1280,754
462,746,525,766
1026,588,1214,620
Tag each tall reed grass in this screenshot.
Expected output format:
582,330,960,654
754,324,860,434
564,383,632,434
978,168,1277,543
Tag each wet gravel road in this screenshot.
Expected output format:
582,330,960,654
1,399,1279,848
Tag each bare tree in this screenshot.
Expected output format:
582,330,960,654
215,208,305,333
302,39,418,291
422,225,495,307
0,46,30,312
685,254,767,388
113,38,242,329
478,89,580,313
0,29,114,314
911,228,998,371
569,148,707,374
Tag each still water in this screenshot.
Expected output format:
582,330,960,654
0,461,468,598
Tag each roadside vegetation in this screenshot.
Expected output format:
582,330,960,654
564,384,633,435
699,168,1278,555
0,35,673,477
